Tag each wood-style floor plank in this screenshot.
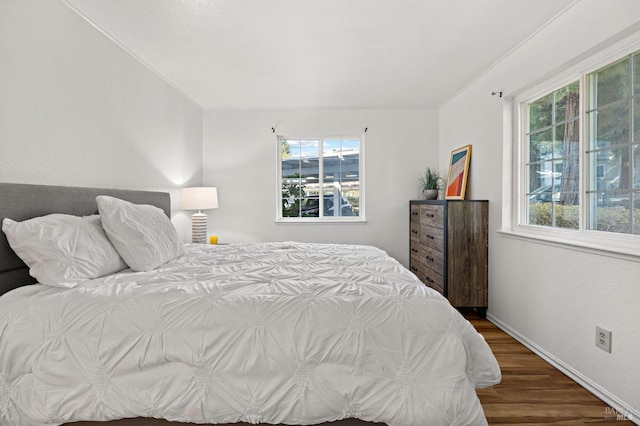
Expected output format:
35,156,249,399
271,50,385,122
463,309,634,425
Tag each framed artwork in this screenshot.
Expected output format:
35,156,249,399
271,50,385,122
445,145,472,200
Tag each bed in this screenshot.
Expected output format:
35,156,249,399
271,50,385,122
0,183,501,426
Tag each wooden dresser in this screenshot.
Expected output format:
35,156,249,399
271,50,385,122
409,200,488,317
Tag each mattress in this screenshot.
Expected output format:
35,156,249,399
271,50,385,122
0,242,500,425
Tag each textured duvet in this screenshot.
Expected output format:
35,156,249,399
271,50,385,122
0,242,500,425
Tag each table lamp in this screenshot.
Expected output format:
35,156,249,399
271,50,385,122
181,187,218,244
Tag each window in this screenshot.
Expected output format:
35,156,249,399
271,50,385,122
277,136,364,222
516,46,640,253
586,55,640,233
526,81,580,229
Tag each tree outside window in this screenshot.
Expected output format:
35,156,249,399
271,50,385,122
526,81,580,229
523,48,640,236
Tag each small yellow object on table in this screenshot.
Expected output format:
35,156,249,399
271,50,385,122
209,235,218,245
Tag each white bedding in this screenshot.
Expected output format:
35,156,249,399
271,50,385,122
0,242,500,426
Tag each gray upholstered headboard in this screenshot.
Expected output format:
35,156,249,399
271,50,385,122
0,183,171,296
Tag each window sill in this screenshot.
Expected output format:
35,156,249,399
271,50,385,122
275,218,367,224
497,227,640,263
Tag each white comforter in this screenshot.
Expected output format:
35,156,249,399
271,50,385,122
0,242,500,426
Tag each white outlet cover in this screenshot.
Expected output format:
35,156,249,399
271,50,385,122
596,326,612,353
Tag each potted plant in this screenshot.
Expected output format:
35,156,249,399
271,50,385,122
419,168,442,200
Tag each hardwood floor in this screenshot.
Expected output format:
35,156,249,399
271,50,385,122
465,310,634,425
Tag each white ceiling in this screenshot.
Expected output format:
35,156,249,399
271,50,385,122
64,0,575,109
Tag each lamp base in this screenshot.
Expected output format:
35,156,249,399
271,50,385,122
191,212,208,244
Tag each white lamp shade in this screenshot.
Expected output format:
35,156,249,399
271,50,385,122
181,187,218,211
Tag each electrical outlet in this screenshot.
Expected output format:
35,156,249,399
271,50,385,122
596,326,612,353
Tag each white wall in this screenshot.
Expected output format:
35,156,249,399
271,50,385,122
202,109,438,266
440,0,640,417
0,0,203,238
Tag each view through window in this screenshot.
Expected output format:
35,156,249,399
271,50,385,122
526,81,580,229
278,136,363,221
586,54,640,233
523,48,640,236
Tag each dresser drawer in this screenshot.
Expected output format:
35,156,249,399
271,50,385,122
422,245,444,275
410,204,421,224
410,242,423,260
410,222,420,242
411,244,444,274
409,258,425,279
419,204,444,227
420,224,444,248
422,267,444,294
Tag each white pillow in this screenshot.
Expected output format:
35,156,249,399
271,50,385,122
96,195,183,272
2,214,128,288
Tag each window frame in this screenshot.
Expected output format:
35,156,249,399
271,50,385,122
507,39,640,260
275,134,366,223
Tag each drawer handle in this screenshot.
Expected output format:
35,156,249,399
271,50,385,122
412,212,418,216
425,276,434,283
411,266,417,272
411,248,418,253
425,213,435,218
412,230,418,234
426,235,435,239
426,256,434,262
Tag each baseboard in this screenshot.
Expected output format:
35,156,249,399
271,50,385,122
486,313,638,425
